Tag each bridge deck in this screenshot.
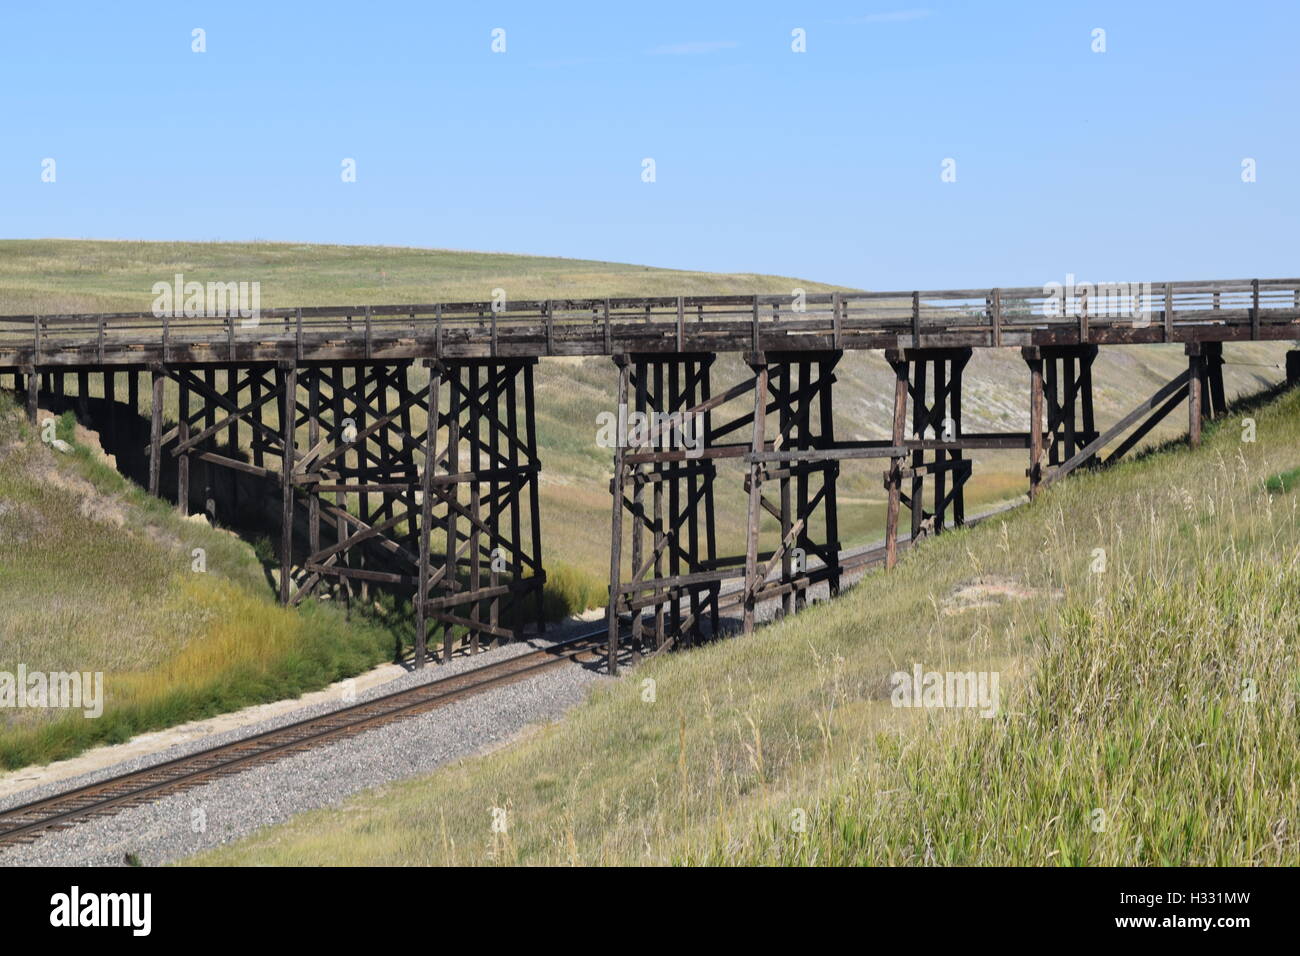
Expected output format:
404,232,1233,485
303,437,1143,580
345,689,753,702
1,278,1297,368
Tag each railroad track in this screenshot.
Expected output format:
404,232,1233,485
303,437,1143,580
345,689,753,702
0,505,1022,853
0,633,606,850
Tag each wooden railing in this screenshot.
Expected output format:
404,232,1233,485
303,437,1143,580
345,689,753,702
1,278,1297,366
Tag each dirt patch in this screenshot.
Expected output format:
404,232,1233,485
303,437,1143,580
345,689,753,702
73,422,116,470
941,575,1063,616
37,465,127,528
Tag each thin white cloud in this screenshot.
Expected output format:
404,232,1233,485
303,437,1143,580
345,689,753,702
647,40,740,56
837,9,932,25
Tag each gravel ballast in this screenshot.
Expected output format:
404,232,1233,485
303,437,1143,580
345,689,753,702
0,635,606,867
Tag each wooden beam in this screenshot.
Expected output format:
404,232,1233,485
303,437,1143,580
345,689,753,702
149,368,164,496
743,361,767,635
279,364,297,604
1042,369,1191,488
607,357,629,675
415,365,440,668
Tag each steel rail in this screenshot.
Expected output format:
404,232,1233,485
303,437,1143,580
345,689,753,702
0,633,605,849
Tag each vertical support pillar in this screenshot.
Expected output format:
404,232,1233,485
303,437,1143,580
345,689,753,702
742,357,768,636
226,367,240,518
279,363,297,605
1024,347,1044,499
203,369,217,517
523,363,546,636
415,362,441,669
1203,341,1226,419
466,364,482,655
442,370,460,663
651,361,665,648
607,355,629,676
25,367,38,425
505,366,525,642
149,366,164,496
778,365,794,617
949,354,966,527
818,355,841,598
488,366,501,646
1187,343,1204,448
629,362,647,659
306,370,321,589
177,374,190,515
330,364,351,611
884,352,908,569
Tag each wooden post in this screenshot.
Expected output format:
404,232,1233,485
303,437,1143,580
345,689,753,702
1187,345,1203,448
630,361,646,659
443,367,461,663
607,356,629,675
1024,348,1044,499
330,365,351,610
651,361,665,648
279,363,297,605
910,357,927,541
742,359,767,636
505,365,525,642
885,353,908,568
25,367,38,425
524,362,545,636
933,356,947,530
1205,342,1226,418
177,375,190,514
415,363,440,669
488,366,502,646
149,367,164,496
950,353,966,527
778,366,794,617
818,355,841,596
306,372,321,571
467,364,481,655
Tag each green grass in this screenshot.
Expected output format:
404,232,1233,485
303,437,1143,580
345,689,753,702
189,385,1300,866
1264,465,1300,494
0,392,397,769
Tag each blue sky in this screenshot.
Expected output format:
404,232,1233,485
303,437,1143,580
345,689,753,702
2,1,1296,290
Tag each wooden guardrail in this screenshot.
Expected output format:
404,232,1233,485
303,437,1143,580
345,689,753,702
1,278,1297,367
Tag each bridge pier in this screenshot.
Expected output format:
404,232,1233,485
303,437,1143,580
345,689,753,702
1023,345,1098,498
1186,341,1226,447
139,358,544,667
884,348,973,567
605,350,842,674
411,358,546,665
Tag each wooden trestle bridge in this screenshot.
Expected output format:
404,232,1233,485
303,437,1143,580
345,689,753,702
2,278,1297,674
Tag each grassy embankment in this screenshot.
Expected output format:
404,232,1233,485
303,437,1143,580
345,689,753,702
0,395,394,769
193,384,1300,866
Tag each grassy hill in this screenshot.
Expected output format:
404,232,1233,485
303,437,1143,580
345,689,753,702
191,383,1300,866
0,394,393,768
